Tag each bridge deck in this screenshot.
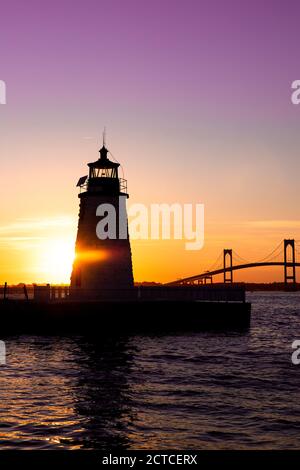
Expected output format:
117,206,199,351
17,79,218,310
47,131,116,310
166,262,300,285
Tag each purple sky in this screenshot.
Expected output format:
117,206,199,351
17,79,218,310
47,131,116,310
1,0,299,113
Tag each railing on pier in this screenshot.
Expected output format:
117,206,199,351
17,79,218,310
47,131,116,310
0,283,246,303
0,284,69,301
136,284,246,302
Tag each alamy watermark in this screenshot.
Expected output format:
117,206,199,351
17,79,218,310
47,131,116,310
291,340,300,365
291,80,300,105
0,80,6,104
0,341,6,365
96,197,204,251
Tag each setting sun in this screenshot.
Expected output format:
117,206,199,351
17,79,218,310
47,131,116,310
39,239,75,284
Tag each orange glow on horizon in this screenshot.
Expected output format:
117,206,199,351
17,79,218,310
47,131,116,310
0,214,299,285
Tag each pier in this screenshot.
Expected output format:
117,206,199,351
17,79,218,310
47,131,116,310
0,284,250,334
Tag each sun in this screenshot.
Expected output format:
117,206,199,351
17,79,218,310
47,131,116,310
39,238,75,284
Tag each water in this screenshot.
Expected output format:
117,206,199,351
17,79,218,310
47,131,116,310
0,292,300,450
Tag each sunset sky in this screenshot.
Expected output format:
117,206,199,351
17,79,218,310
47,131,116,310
1,0,300,284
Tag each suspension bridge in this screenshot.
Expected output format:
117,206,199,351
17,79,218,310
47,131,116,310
167,239,300,286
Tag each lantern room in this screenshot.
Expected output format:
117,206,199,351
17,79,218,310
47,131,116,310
88,145,119,179
76,144,128,196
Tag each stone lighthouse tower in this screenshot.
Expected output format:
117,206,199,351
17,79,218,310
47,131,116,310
70,142,134,298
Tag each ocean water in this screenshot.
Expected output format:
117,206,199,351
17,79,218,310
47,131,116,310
0,292,300,450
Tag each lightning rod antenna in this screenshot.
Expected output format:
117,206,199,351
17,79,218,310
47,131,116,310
102,127,106,147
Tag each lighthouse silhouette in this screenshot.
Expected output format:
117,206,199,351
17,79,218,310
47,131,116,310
70,138,134,298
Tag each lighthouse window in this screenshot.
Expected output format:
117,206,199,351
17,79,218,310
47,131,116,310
91,168,117,178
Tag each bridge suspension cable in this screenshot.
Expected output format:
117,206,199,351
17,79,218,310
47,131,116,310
254,240,284,264
232,250,251,265
204,241,286,275
206,251,223,273
295,245,300,259
165,238,299,286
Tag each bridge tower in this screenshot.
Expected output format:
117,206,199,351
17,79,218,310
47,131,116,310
284,239,296,285
223,249,233,284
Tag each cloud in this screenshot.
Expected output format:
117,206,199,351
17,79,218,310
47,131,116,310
0,216,76,250
0,216,75,235
244,220,300,229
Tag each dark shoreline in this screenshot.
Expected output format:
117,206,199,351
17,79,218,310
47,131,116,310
245,283,300,291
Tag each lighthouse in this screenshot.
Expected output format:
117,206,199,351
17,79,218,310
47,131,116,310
70,142,134,298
